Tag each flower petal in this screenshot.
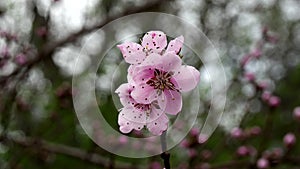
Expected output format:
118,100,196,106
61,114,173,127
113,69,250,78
132,65,155,85
142,31,167,53
136,52,181,75
146,108,169,135
160,90,182,115
172,65,200,92
131,83,158,104
166,35,184,54
139,53,162,67
115,83,136,106
160,52,182,72
117,42,146,64
118,107,146,133
127,65,137,84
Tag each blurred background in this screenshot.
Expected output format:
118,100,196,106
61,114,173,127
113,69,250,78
0,0,300,168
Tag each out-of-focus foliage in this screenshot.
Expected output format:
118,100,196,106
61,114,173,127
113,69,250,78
0,0,300,169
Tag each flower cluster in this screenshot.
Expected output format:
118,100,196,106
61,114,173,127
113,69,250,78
115,31,200,135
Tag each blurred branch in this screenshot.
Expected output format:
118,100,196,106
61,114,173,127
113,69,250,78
4,133,133,169
0,0,166,86
40,0,165,57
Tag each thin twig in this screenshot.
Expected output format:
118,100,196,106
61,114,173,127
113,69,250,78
4,133,133,169
160,131,170,169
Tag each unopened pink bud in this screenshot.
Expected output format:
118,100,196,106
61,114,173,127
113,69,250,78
200,150,212,160
268,96,280,107
293,107,300,121
190,127,199,137
180,139,190,148
118,135,128,145
188,148,197,158
236,146,249,156
261,91,271,102
36,26,47,37
198,134,208,144
283,133,296,148
258,81,269,90
244,72,255,81
257,158,269,169
251,49,262,58
240,54,252,67
1,47,9,59
249,126,261,136
15,53,27,65
230,127,244,139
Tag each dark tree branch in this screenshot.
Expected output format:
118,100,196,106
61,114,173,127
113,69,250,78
160,131,170,169
0,0,166,85
4,133,134,169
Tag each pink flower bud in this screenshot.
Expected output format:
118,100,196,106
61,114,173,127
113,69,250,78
188,148,197,158
15,53,27,65
180,139,190,148
198,134,208,144
257,81,269,90
200,150,212,160
251,49,262,58
257,158,269,169
283,133,296,148
118,135,128,145
261,91,271,102
244,72,255,81
1,46,9,59
36,26,47,37
249,126,261,136
293,107,300,121
236,146,249,156
240,54,252,67
247,146,257,156
190,127,199,137
268,96,280,107
230,127,244,139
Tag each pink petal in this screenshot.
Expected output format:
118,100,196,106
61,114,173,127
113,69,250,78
117,42,146,64
147,105,165,123
142,31,167,53
139,53,162,66
160,90,182,115
127,65,137,84
166,35,184,54
115,83,136,106
118,107,146,133
172,65,200,92
137,52,181,73
160,52,182,72
146,109,169,135
132,65,155,85
131,83,158,104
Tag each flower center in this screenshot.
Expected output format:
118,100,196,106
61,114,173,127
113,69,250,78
134,103,150,111
146,68,178,95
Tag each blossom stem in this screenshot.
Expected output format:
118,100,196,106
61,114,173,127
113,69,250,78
160,131,170,169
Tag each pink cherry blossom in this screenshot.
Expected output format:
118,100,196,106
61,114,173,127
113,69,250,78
115,83,168,135
116,31,199,135
117,31,184,65
130,52,200,115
